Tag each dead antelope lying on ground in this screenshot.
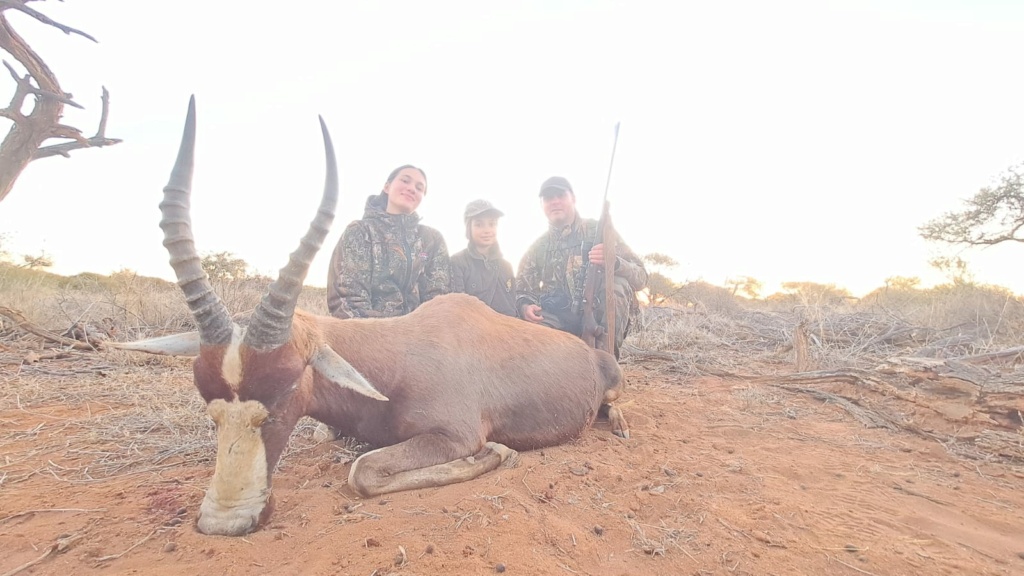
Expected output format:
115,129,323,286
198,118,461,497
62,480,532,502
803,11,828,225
115,97,629,537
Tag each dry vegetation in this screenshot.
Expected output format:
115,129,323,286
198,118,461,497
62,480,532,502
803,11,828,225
2,264,1023,575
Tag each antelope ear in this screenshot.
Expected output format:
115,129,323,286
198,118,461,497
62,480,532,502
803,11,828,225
310,344,389,402
110,332,201,356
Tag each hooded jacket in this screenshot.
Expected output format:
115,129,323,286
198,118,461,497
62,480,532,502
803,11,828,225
450,243,518,317
327,193,451,318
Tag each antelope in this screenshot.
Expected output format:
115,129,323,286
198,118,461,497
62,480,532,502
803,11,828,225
114,97,629,537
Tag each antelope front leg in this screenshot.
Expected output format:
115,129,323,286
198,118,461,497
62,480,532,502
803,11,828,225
606,405,629,439
347,434,519,498
602,387,630,439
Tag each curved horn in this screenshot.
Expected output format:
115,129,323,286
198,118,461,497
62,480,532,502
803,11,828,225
244,117,338,350
159,95,233,345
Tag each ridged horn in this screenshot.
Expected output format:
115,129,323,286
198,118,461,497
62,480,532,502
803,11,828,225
244,117,338,350
158,95,233,346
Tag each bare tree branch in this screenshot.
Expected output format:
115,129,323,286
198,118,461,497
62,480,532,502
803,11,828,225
34,87,122,159
2,59,82,107
0,4,120,203
1,58,30,115
0,0,98,42
35,135,122,160
95,84,110,134
48,122,85,141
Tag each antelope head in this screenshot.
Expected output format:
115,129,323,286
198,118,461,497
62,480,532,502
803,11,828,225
116,97,387,536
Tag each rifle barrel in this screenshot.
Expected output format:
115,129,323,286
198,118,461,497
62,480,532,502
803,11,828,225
602,122,620,203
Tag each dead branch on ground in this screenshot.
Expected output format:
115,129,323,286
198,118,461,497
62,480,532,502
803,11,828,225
956,345,1024,366
775,385,901,431
0,305,100,350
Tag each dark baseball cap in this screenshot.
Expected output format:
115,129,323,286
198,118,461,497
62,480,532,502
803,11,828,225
539,176,573,197
464,199,504,222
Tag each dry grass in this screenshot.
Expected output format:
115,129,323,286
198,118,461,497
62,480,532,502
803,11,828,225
627,517,696,557
860,282,1024,343
0,357,357,488
627,279,1024,375
0,263,328,342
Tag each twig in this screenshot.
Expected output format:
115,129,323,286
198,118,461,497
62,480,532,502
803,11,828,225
956,540,1001,561
892,483,950,506
520,467,538,498
970,495,1012,510
94,528,161,563
955,345,1024,365
0,533,82,576
0,507,106,524
716,517,751,540
97,86,112,136
1,59,17,81
825,553,879,576
0,1,98,42
973,464,988,480
22,350,75,362
450,509,476,530
476,491,509,510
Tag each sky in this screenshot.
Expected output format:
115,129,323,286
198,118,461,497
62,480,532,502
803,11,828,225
2,0,1024,298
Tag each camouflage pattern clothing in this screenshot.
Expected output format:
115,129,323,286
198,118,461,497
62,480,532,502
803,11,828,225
327,193,451,318
516,211,648,354
450,244,518,317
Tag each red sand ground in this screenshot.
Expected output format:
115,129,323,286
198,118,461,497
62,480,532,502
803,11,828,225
2,362,1022,576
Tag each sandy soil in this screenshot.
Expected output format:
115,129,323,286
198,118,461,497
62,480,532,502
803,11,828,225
1,357,1023,576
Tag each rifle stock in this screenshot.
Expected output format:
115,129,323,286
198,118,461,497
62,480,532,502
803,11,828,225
580,200,615,352
602,205,616,356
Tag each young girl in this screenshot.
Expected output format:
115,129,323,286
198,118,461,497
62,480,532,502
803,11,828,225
450,199,517,317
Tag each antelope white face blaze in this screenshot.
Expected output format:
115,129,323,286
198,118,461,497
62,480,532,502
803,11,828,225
220,324,246,388
197,398,271,536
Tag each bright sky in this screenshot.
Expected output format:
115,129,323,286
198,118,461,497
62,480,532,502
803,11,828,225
2,0,1024,297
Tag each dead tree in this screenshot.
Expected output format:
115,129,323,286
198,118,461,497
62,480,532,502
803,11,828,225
0,0,121,204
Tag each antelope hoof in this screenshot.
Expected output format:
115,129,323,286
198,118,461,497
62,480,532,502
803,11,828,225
485,441,520,468
607,405,630,440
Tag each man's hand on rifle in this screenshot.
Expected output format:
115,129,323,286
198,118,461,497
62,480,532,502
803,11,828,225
587,243,617,270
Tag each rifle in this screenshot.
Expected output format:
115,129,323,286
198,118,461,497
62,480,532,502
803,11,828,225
580,123,620,356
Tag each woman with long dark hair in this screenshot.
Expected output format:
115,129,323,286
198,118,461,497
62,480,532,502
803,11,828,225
327,165,451,318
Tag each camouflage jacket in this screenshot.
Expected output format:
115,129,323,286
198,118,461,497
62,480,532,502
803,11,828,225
450,243,518,318
327,194,451,318
515,211,648,314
